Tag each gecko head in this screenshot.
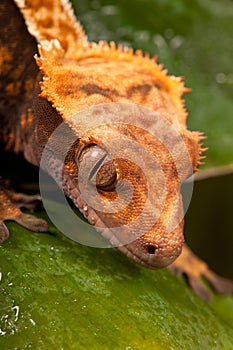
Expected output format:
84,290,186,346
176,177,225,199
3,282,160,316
63,104,195,269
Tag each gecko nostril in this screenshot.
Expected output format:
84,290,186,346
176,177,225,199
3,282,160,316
147,245,156,255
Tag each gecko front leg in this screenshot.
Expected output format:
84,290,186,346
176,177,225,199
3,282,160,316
168,244,233,302
0,178,48,242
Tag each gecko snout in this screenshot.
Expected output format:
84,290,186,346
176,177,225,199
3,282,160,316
118,223,184,270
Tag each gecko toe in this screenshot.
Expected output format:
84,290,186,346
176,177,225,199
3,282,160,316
0,221,10,243
0,179,49,240
15,213,49,232
203,269,233,295
169,244,233,302
187,275,212,303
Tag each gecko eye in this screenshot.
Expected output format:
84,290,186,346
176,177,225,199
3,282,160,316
77,144,117,191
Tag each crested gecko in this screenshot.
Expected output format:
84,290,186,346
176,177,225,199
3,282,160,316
0,0,232,302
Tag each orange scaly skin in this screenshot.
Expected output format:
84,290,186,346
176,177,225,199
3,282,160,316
0,0,232,302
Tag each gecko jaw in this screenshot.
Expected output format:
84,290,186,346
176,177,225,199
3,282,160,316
69,188,183,269
63,167,183,269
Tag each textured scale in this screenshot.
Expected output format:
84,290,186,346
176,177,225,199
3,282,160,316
0,0,232,302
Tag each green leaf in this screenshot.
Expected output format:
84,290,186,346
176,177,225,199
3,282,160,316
0,218,233,349
75,0,233,170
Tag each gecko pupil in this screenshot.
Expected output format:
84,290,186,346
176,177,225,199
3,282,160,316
88,154,107,181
